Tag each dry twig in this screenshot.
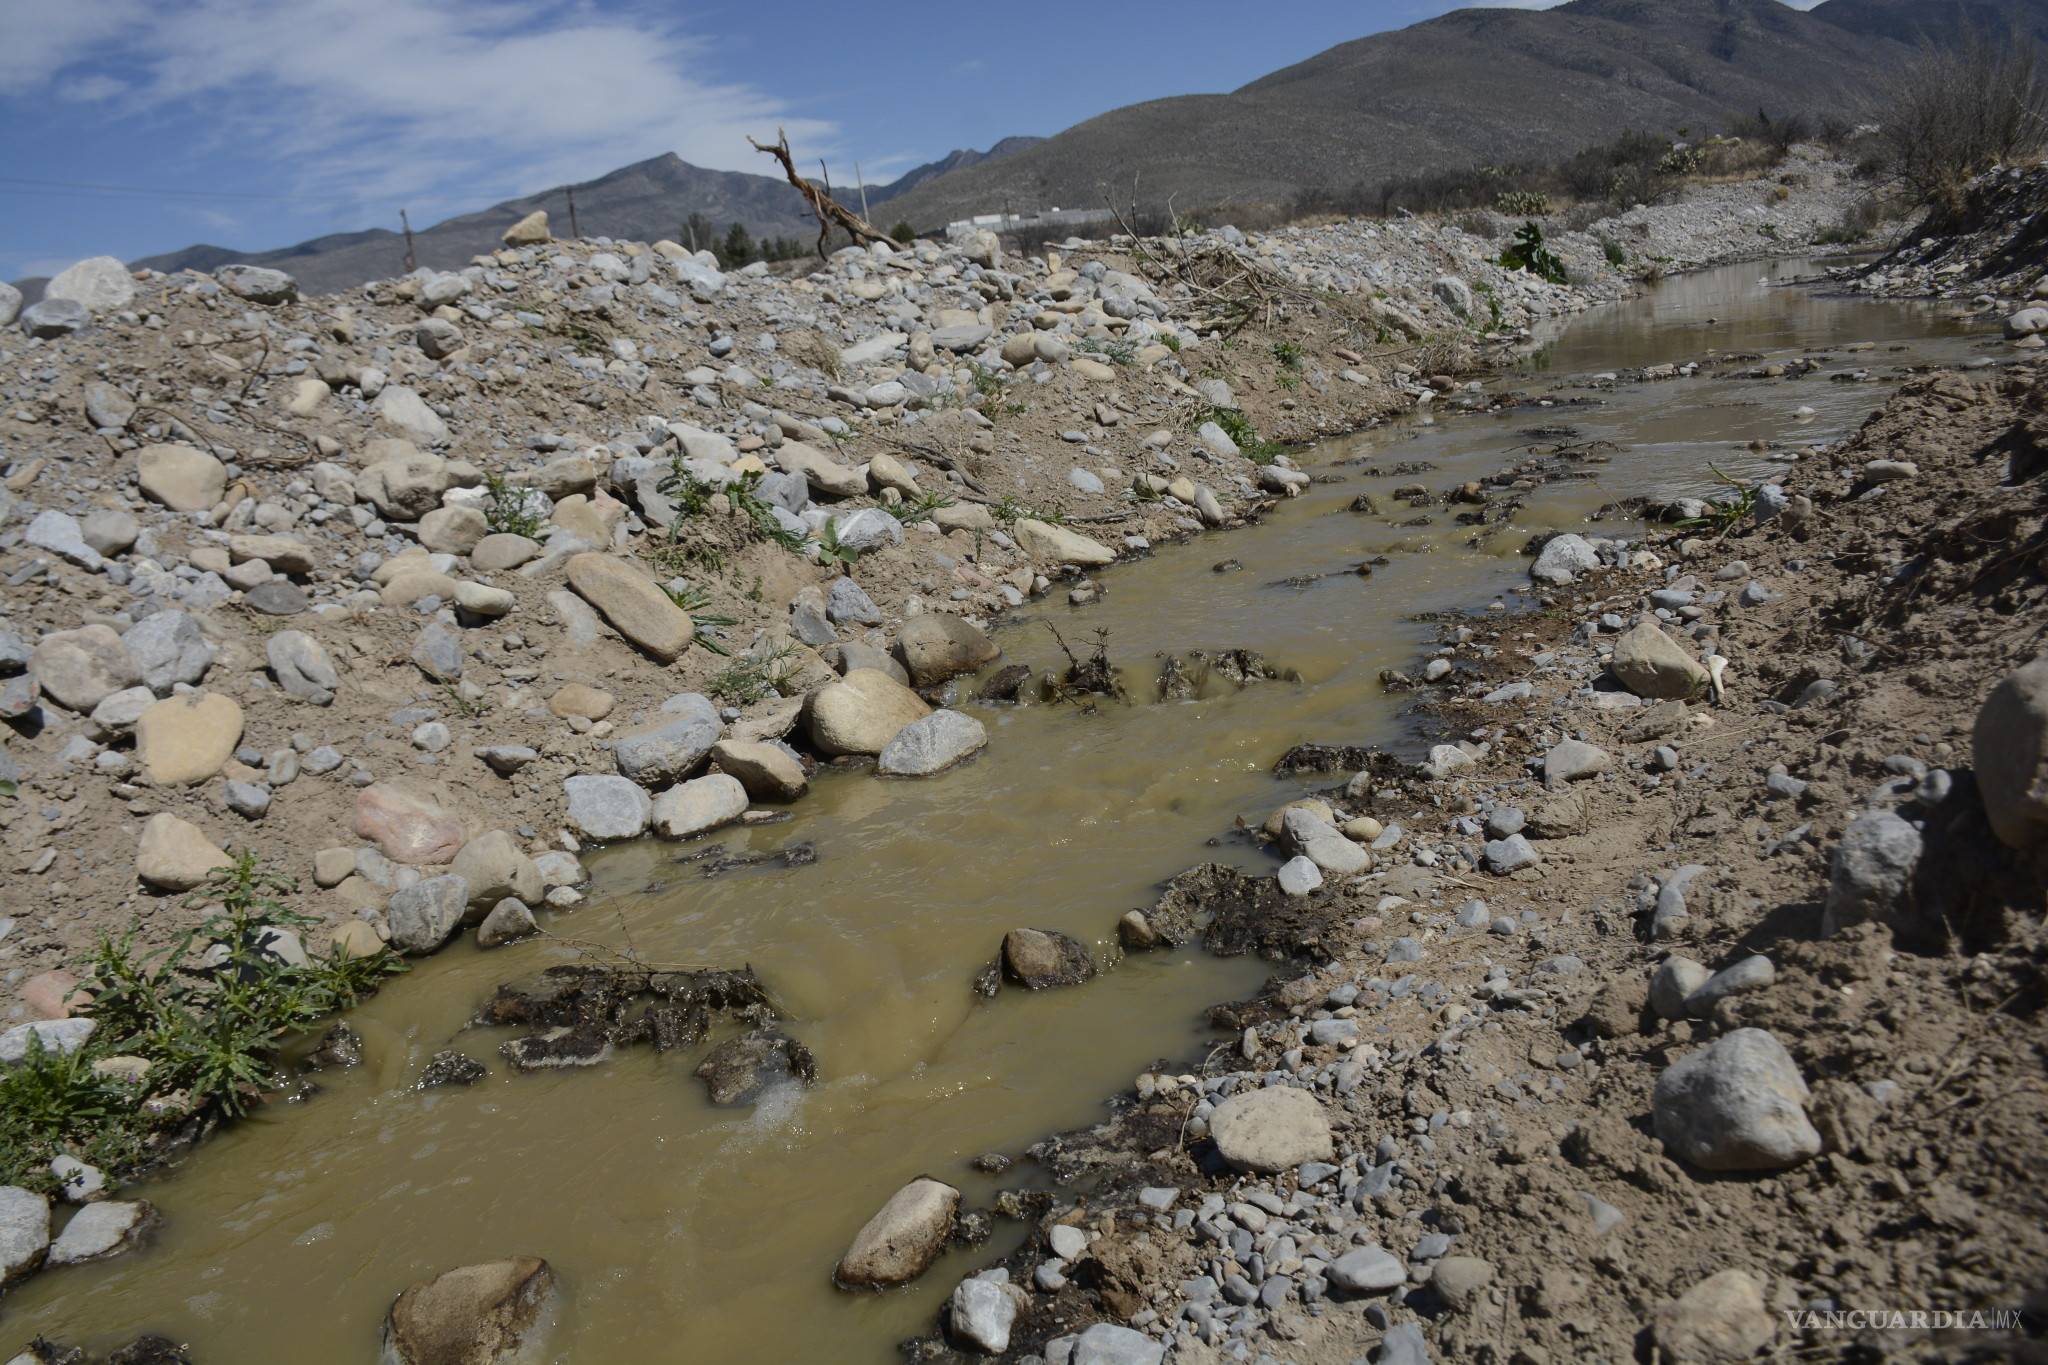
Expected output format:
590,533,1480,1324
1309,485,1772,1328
749,128,896,258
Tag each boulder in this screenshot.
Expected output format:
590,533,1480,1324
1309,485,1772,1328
1610,623,1709,700
807,669,931,757
1973,654,2048,849
1650,1269,1775,1365
650,774,749,839
267,630,339,704
81,508,139,555
1013,518,1115,567
136,443,227,512
356,447,452,521
382,1258,558,1365
419,506,489,555
503,211,553,246
30,625,142,713
1000,928,1095,988
612,694,722,786
135,813,230,891
566,553,692,662
893,614,1000,687
44,256,135,314
710,738,807,801
1543,738,1612,786
1652,1028,1820,1171
835,1178,959,1289
563,774,651,841
215,264,298,304
386,875,471,955
948,1272,1021,1354
372,385,449,444
776,441,866,498
353,785,467,866
1208,1086,1334,1173
693,1029,810,1105
878,710,989,776
449,831,543,917
1530,533,1599,584
122,611,215,693
45,1200,157,1267
0,1186,50,1286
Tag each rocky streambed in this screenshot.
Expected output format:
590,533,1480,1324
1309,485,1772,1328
7,254,2038,1365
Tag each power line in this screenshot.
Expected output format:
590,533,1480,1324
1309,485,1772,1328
0,175,368,204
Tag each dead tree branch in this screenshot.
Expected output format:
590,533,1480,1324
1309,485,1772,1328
749,128,896,259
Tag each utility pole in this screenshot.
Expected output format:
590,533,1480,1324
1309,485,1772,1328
565,187,580,240
400,209,417,273
855,161,870,222
685,218,697,253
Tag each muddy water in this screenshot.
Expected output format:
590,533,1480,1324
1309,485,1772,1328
6,259,1985,1361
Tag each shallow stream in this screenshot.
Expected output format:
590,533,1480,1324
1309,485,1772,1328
6,257,1983,1361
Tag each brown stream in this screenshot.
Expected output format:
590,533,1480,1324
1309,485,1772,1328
4,258,1983,1361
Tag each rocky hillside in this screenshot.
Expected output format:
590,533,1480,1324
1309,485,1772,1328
880,0,1915,230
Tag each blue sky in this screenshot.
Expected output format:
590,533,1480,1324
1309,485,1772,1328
0,0,1807,279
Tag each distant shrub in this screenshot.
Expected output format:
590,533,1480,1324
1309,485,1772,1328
1496,189,1551,216
1875,32,2047,212
1499,222,1568,285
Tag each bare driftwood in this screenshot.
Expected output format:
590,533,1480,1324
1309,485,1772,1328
749,128,896,259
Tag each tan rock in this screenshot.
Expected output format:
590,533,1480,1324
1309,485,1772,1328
548,684,615,720
22,970,87,1020
134,693,243,785
776,441,866,499
136,813,230,892
381,572,461,607
419,505,489,555
710,738,807,801
472,533,541,571
227,534,314,575
1014,518,1115,567
1610,623,1710,700
382,1258,558,1365
565,553,693,662
29,624,141,712
449,830,543,916
502,210,552,246
1651,1269,1774,1364
328,921,387,959
313,847,356,888
806,669,931,757
353,784,466,866
834,1178,959,1289
1070,357,1117,382
892,614,999,687
136,443,226,512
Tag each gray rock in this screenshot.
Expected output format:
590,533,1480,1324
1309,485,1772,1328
1483,833,1539,873
1277,855,1322,896
949,1273,1019,1353
826,576,882,625
1973,654,2048,849
24,511,102,571
267,630,339,704
878,709,988,776
0,282,19,328
0,1018,96,1065
1649,957,1711,1020
835,1178,959,1289
0,1186,50,1285
47,1199,157,1266
31,625,141,712
1328,1244,1405,1294
80,508,139,555
386,875,469,954
477,898,538,948
1068,1323,1164,1365
892,613,999,687
44,256,135,313
225,780,271,819
20,298,90,338
1821,811,1922,937
243,579,307,615
478,745,539,776
1684,954,1775,1016
1610,623,1709,699
411,621,465,683
612,694,721,785
564,774,651,840
1543,738,1611,785
216,264,298,303
1530,533,1599,585
122,612,214,694
1652,1027,1820,1171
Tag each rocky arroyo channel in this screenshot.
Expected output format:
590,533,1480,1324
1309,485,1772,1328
4,258,1984,1362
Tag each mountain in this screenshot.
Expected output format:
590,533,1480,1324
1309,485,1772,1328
878,0,1937,231
128,153,827,296
1812,0,2048,46
867,137,1045,206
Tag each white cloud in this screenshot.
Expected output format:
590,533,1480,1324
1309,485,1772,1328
0,0,836,214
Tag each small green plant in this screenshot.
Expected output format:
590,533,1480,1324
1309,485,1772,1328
1499,222,1568,285
731,473,806,552
644,538,724,578
888,491,956,524
1159,333,1183,354
889,221,915,244
1496,189,1551,216
655,457,715,539
1672,466,1761,535
708,641,804,705
440,682,487,720
482,472,545,540
1077,336,1137,366
1472,281,1505,330
989,495,1065,527
966,362,1007,400
1599,236,1628,267
1196,406,1284,464
815,519,864,573
1271,340,1303,369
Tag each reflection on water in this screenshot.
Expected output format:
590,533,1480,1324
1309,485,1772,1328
2,258,1986,1363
